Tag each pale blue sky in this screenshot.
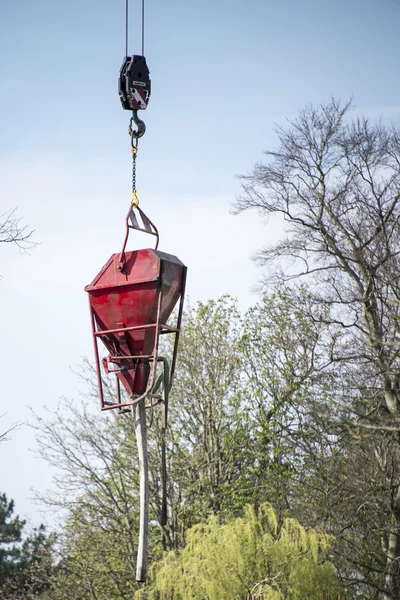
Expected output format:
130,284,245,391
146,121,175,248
1,0,400,524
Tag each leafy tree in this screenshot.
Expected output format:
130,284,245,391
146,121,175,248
34,298,250,597
141,503,343,600
0,493,25,586
240,285,331,512
0,493,54,599
33,401,145,599
163,297,248,537
35,295,351,598
240,286,373,595
235,98,400,599
48,504,141,600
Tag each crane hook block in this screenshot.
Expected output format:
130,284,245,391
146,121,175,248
119,55,151,111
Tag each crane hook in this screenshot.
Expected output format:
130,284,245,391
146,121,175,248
129,110,146,142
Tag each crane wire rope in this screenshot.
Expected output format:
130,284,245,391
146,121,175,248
125,0,129,56
125,0,145,56
124,0,147,208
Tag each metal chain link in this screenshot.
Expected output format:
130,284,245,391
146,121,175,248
128,117,139,207
131,145,139,207
132,144,137,193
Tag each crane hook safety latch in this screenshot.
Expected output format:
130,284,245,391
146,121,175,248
119,55,151,112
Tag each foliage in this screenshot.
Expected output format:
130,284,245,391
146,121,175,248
236,98,400,599
49,505,140,600
33,401,147,599
36,293,352,599
164,297,247,531
0,493,25,586
140,503,342,600
0,492,55,599
239,285,331,511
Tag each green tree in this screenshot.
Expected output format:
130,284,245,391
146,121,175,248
164,297,248,538
35,294,349,598
235,98,400,599
0,493,54,599
33,401,144,599
0,493,25,586
142,503,343,600
240,285,331,512
49,504,141,600
35,298,261,595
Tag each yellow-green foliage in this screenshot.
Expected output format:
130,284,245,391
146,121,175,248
50,505,141,600
138,504,342,600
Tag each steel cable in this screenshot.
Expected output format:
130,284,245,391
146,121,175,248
125,0,145,56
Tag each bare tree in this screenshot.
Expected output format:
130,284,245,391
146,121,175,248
0,418,22,442
0,206,36,436
0,208,35,251
235,98,400,600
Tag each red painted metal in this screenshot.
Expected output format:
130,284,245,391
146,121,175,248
85,211,186,411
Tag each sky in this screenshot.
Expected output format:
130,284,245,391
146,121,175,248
1,0,400,525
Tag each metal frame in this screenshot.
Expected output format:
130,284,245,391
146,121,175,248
88,266,187,412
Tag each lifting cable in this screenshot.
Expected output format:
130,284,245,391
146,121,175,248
121,0,151,209
125,0,145,57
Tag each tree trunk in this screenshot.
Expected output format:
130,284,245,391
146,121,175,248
383,486,400,600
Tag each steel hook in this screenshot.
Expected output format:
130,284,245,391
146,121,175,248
129,110,146,143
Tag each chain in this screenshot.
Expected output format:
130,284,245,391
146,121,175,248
132,144,138,203
129,118,139,208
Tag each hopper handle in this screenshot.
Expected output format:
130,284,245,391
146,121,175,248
118,206,159,271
